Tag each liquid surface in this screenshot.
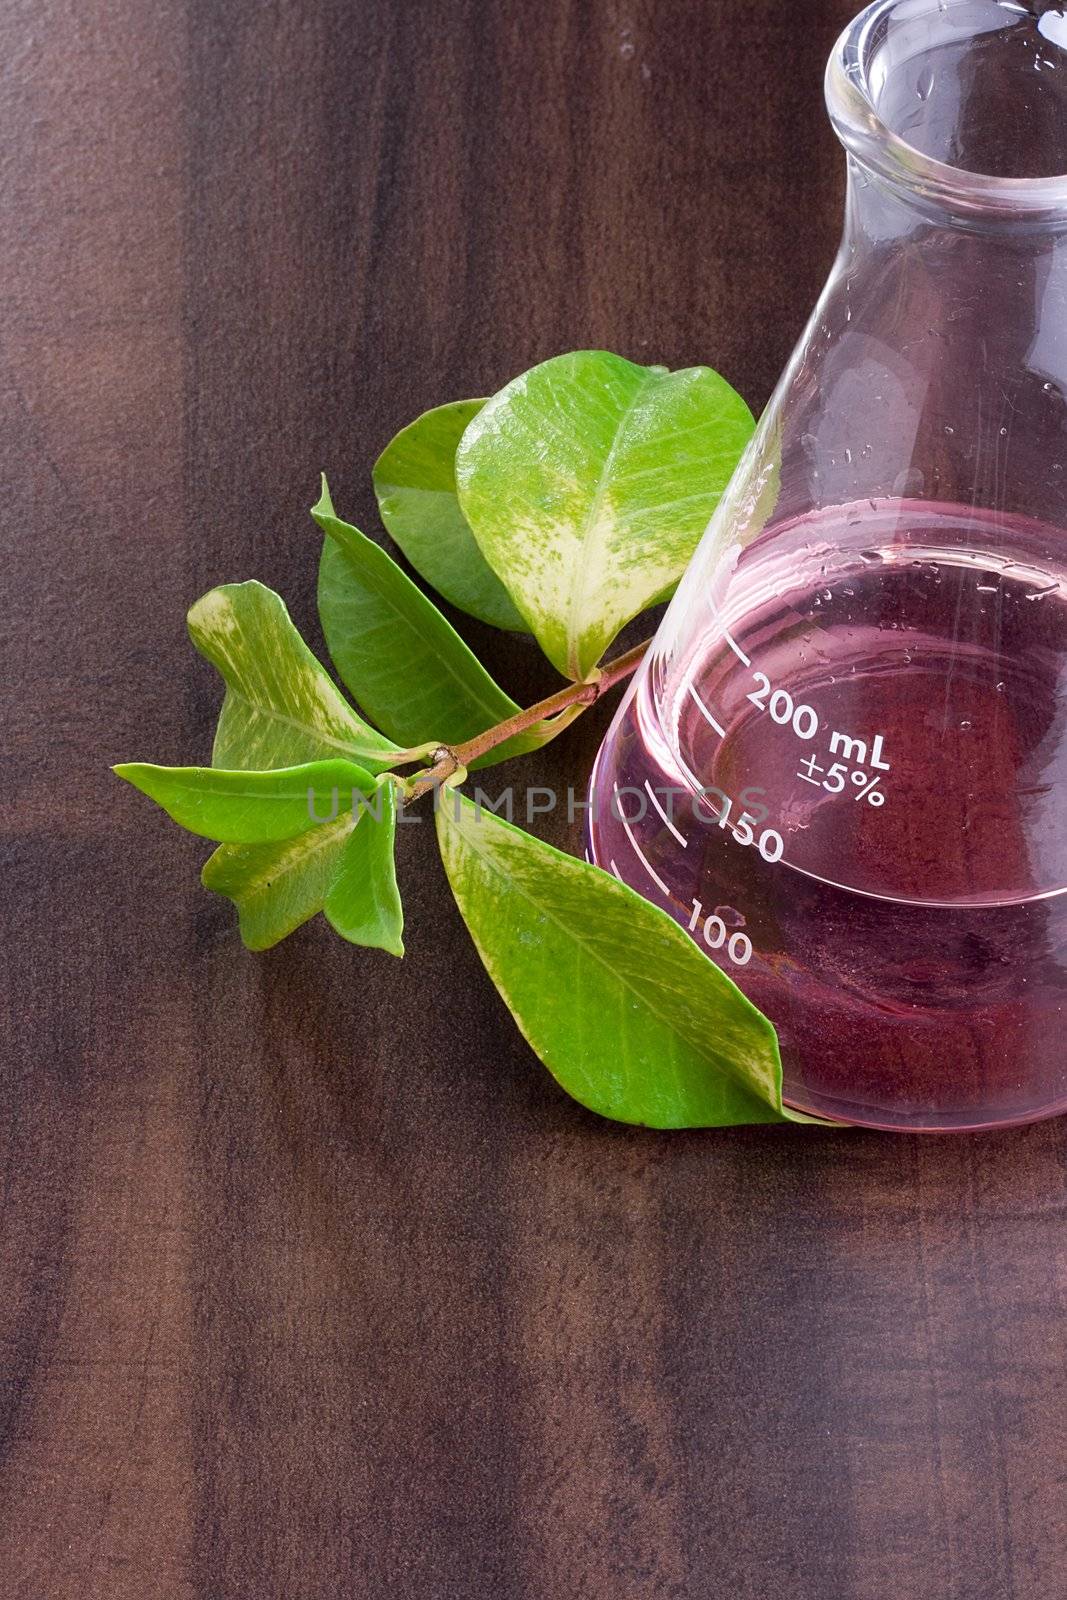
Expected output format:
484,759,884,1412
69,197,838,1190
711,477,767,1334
588,501,1067,1129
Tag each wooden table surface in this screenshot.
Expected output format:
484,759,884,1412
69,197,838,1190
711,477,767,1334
4,1,1067,1595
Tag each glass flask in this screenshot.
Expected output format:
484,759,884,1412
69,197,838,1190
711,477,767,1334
588,0,1067,1130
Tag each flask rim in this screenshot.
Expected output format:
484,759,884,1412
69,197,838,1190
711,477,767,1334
826,0,1067,220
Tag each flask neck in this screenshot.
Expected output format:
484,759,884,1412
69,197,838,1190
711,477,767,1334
827,1,1067,233
841,154,1067,250
832,152,1067,401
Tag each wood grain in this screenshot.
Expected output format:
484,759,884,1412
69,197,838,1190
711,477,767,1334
2,1,1065,1596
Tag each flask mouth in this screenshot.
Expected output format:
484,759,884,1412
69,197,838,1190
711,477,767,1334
826,0,1067,218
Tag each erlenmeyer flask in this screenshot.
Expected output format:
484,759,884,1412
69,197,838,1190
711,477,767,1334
588,0,1067,1130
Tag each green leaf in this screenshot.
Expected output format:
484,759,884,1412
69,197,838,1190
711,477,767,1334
435,791,787,1128
454,350,755,681
324,776,403,955
113,759,376,843
203,814,355,949
188,580,401,774
202,775,401,952
313,478,581,769
373,399,527,632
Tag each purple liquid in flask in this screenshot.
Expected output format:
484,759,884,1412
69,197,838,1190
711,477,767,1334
588,0,1067,1129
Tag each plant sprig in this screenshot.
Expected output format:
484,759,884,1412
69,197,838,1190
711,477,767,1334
115,348,831,1129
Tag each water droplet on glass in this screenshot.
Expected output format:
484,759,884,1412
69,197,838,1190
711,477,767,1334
996,681,1006,693
844,447,853,464
916,66,935,101
820,588,832,602
960,720,973,730
860,549,884,564
944,424,955,435
1044,380,1055,392
1000,426,1008,436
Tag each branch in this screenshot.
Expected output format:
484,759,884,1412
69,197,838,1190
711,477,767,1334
404,638,651,801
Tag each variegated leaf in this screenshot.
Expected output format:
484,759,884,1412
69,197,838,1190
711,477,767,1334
187,581,401,773
202,775,402,952
454,350,754,681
